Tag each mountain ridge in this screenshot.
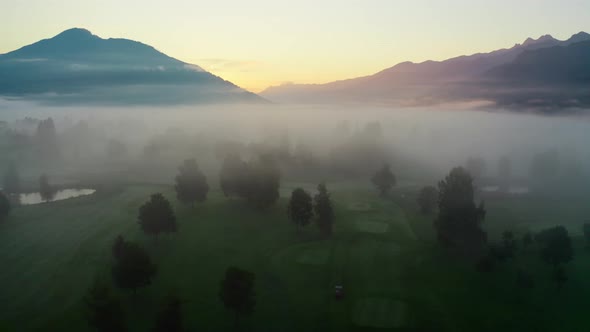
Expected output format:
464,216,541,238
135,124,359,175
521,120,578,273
260,32,590,109
0,28,264,105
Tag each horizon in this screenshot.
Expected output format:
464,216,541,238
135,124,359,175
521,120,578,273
1,0,590,92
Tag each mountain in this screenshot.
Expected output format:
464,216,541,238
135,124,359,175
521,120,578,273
480,40,590,109
261,32,590,110
488,40,590,84
0,28,265,105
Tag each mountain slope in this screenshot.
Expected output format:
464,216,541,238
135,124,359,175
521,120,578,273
478,40,590,110
261,32,590,109
487,40,590,84
0,28,264,105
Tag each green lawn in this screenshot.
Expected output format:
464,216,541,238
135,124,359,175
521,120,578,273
1,183,590,331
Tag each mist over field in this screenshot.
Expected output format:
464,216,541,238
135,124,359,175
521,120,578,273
2,99,589,187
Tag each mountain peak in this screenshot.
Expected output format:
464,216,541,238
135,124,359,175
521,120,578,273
522,34,556,46
53,28,97,40
569,31,590,43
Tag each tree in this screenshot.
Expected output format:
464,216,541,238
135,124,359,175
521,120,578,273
536,226,573,267
434,167,487,259
175,159,209,205
3,162,20,194
138,194,177,239
112,235,126,261
152,295,184,332
112,240,157,293
244,157,280,210
0,192,10,222
417,186,438,214
39,174,56,201
219,154,248,198
287,188,313,232
84,278,127,332
219,267,256,328
371,164,396,197
220,155,280,210
314,183,334,236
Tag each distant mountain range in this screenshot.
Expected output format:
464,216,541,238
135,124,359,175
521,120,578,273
0,28,265,105
261,32,590,112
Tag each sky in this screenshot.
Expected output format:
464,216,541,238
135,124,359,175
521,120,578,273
1,0,590,92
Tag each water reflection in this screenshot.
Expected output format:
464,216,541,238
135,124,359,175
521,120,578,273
18,188,96,205
481,186,530,195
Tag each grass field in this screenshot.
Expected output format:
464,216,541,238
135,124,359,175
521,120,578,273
1,181,590,331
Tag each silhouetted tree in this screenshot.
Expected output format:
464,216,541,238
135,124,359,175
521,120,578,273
314,183,334,236
112,235,127,261
244,157,280,210
138,194,177,239
3,162,20,194
175,159,209,205
219,154,248,198
84,278,127,332
220,155,280,209
488,232,517,262
112,241,157,293
537,226,573,267
371,164,396,197
0,192,10,222
417,186,438,214
435,167,487,259
288,188,313,232
219,267,255,328
152,295,184,332
39,174,56,201
502,231,517,257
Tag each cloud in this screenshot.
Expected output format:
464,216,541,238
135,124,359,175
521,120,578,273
9,58,47,63
197,58,265,73
184,64,205,72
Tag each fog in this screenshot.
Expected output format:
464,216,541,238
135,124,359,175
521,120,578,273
1,99,589,194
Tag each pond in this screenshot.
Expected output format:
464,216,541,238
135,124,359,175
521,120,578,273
481,185,530,195
17,188,96,205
